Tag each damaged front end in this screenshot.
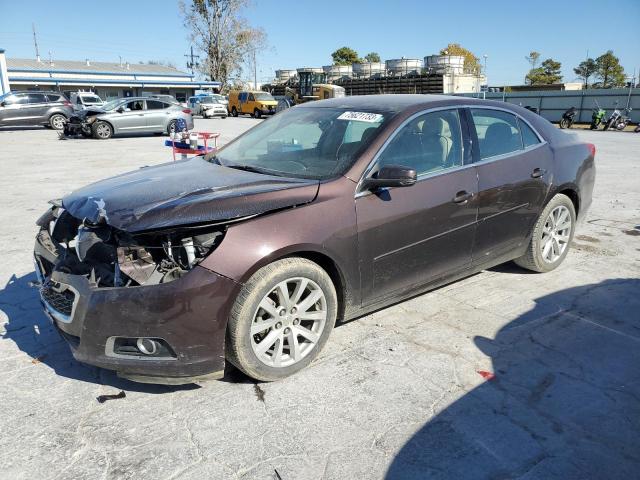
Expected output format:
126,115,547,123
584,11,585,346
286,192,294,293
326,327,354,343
35,204,224,288
33,203,239,384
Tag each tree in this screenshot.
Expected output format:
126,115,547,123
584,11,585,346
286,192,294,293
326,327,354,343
526,58,562,85
594,50,625,88
180,0,267,88
331,47,360,66
574,58,597,88
363,52,381,63
440,43,480,74
524,51,541,84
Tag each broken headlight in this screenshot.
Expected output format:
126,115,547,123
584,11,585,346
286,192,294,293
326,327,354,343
37,204,225,288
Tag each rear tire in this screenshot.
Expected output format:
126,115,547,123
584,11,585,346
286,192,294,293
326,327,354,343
231,107,238,117
167,120,177,136
514,194,576,273
254,108,262,119
226,258,337,382
559,118,568,129
49,114,66,130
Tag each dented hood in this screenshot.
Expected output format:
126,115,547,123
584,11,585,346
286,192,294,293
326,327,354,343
62,157,319,232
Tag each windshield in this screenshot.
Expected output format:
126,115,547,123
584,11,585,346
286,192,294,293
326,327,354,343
200,97,215,104
254,92,275,102
81,96,102,104
100,99,124,111
214,106,387,180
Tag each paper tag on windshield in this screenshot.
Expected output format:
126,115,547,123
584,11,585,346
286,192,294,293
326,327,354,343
337,111,383,123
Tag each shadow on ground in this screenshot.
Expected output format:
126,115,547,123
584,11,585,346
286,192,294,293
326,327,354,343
0,271,199,393
386,278,640,479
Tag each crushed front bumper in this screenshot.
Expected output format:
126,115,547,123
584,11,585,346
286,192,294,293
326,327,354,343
34,234,239,384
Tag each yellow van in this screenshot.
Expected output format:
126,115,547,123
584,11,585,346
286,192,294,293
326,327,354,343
228,91,278,118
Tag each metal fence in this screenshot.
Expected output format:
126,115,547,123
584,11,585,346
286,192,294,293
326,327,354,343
457,88,640,124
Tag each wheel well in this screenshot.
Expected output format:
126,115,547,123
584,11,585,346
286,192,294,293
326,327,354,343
558,188,579,216
284,251,347,321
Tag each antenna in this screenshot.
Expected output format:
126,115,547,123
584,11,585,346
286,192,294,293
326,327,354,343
32,23,40,62
184,46,200,76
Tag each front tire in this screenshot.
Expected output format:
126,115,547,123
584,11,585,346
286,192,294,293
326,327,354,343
254,108,262,119
49,113,67,130
559,118,569,129
231,107,238,117
92,121,113,139
226,258,337,381
514,194,576,273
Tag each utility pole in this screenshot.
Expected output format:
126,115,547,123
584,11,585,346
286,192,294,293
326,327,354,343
483,54,488,99
184,46,200,76
253,49,257,90
32,23,40,62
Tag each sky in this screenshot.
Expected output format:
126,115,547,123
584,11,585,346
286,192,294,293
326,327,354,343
1,0,639,86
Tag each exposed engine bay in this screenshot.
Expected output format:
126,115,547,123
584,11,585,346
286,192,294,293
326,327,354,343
36,204,224,288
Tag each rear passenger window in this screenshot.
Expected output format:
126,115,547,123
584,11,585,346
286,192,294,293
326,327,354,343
146,100,167,110
377,109,463,176
519,119,541,148
471,109,522,159
46,94,63,102
28,93,46,104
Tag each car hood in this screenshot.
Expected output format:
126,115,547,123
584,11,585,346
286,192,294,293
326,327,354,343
62,157,319,233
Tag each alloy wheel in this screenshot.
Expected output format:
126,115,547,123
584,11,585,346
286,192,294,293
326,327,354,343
95,123,111,139
540,205,572,263
250,277,327,368
50,115,65,130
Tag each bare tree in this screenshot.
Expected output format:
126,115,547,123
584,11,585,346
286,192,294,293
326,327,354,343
180,0,267,89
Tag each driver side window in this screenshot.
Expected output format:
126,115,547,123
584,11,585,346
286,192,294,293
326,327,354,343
377,109,463,176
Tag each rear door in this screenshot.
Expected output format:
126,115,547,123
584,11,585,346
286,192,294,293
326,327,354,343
27,93,49,124
467,107,553,263
144,100,170,131
356,108,478,307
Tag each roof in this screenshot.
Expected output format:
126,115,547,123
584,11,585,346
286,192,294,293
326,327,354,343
7,58,190,77
300,94,471,113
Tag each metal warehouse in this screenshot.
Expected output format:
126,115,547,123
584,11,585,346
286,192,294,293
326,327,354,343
0,49,220,102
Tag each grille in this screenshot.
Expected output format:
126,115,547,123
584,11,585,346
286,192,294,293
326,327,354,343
40,282,75,317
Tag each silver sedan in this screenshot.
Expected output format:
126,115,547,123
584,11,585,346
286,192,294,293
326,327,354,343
89,97,194,139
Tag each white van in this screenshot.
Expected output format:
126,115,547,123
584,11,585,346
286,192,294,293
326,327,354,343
70,91,104,110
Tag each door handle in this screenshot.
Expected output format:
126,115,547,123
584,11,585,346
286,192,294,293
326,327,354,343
453,190,473,204
531,168,546,178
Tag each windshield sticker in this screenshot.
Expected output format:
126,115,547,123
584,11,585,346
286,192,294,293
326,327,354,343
337,111,384,123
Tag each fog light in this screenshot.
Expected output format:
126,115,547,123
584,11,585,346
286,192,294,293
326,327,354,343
108,336,177,359
136,338,159,355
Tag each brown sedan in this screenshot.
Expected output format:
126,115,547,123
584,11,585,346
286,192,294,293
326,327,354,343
34,95,595,383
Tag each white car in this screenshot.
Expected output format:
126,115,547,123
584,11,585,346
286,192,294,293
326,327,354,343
193,97,228,119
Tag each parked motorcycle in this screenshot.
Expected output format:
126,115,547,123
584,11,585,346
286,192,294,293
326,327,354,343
590,101,606,130
559,107,577,129
603,104,633,131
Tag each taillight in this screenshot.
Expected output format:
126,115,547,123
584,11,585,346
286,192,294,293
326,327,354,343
63,100,72,107
182,109,191,114
587,143,596,157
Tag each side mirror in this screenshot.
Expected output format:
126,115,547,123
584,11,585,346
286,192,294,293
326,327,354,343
362,165,417,190
116,107,124,113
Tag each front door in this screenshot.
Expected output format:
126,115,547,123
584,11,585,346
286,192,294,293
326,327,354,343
0,93,30,126
356,108,478,307
113,99,147,132
467,108,553,263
